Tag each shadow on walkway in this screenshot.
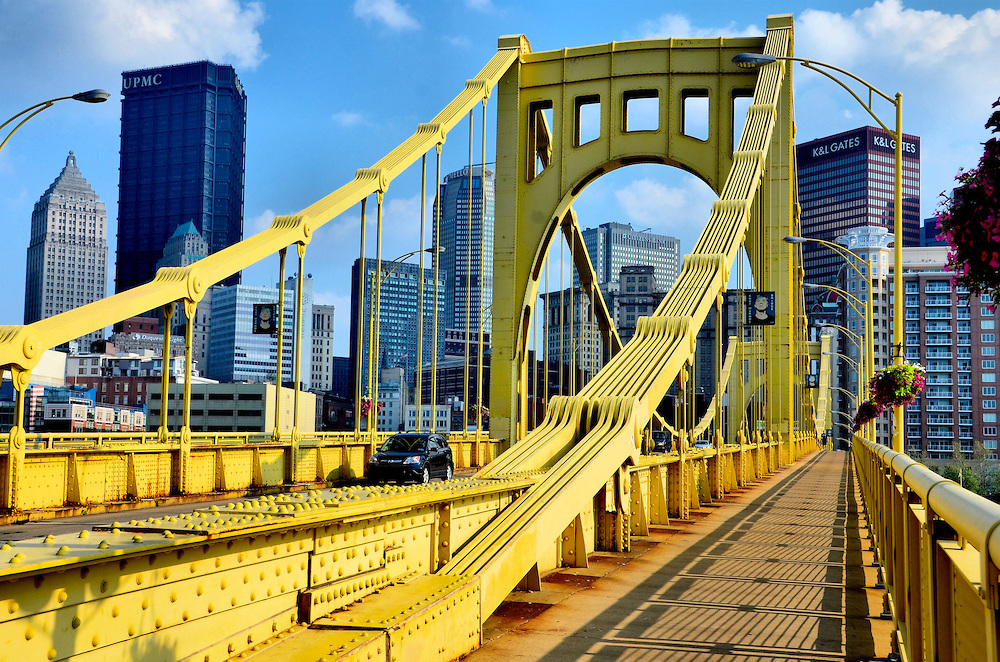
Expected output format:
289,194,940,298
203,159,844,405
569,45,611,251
469,451,878,661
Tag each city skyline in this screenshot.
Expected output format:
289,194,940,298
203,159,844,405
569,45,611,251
2,1,998,358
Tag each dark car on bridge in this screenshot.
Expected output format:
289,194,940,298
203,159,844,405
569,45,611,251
367,433,454,484
651,430,672,453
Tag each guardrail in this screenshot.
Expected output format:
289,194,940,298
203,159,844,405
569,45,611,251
853,438,1000,660
0,431,500,512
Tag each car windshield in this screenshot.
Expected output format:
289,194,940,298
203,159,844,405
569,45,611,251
380,436,428,453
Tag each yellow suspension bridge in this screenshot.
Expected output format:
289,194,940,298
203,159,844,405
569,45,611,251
0,14,997,662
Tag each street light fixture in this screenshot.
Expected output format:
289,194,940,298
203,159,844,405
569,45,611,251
832,386,858,405
1,89,111,153
824,351,862,372
365,245,446,435
786,235,876,440
818,322,864,353
746,50,903,452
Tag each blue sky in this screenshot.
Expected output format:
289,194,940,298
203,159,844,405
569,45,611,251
1,0,999,357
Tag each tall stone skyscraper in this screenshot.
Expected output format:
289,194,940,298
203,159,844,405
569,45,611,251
115,61,247,293
24,151,108,350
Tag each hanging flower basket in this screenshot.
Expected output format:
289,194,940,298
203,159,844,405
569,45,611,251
470,403,489,420
868,363,926,409
360,396,382,418
852,400,882,433
937,97,1000,308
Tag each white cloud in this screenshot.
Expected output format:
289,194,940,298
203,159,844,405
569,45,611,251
613,177,717,250
793,1,1000,216
353,0,420,31
91,0,266,70
332,111,368,128
0,0,267,95
445,35,472,49
246,208,288,235
796,1,1000,124
636,14,763,39
465,0,493,11
799,1,1000,69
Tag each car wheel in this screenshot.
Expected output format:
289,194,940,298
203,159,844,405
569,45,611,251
445,462,454,481
420,466,430,484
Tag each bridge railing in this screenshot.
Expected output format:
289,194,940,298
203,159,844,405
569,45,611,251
0,431,503,512
853,438,1000,660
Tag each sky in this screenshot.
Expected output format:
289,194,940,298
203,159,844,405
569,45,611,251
1,0,999,357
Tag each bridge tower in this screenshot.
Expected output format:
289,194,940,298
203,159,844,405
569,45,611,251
490,15,800,444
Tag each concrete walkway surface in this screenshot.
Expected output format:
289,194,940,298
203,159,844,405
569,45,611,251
468,451,890,661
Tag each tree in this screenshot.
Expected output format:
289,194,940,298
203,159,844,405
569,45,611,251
937,97,1000,308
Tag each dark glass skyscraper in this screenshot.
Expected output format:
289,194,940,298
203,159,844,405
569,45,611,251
796,126,920,302
115,61,247,293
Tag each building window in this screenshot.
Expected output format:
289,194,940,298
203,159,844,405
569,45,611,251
985,426,998,436
985,360,997,370
984,333,996,343
985,387,997,396
986,413,998,423
985,400,997,409
984,320,996,330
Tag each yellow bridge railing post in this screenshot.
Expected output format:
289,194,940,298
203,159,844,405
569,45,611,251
177,299,196,494
158,302,174,444
2,367,29,512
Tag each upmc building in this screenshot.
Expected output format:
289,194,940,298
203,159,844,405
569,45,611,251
115,61,247,293
795,125,921,301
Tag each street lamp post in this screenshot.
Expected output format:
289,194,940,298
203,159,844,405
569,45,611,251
1,90,111,153
786,236,875,416
804,282,870,376
364,246,445,436
742,52,903,452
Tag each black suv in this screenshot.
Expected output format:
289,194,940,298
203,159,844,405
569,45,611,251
367,433,455,484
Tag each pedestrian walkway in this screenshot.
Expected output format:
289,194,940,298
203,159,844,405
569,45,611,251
469,451,889,661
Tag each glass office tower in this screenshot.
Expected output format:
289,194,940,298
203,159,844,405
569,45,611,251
115,61,247,293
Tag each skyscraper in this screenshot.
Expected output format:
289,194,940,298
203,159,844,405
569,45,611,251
311,305,335,393
579,222,681,295
350,258,446,391
207,284,296,385
796,126,920,302
24,151,108,350
115,61,247,293
434,166,494,334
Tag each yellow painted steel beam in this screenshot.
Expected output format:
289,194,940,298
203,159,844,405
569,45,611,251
558,209,622,356
491,30,778,443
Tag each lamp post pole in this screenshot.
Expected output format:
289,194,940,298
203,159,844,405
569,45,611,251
788,233,876,441
365,246,445,437
741,52,903,452
805,282,870,389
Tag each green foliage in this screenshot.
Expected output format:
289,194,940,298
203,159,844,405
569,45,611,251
938,97,1000,308
930,440,1000,503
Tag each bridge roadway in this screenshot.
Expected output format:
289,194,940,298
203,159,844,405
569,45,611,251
467,450,890,661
